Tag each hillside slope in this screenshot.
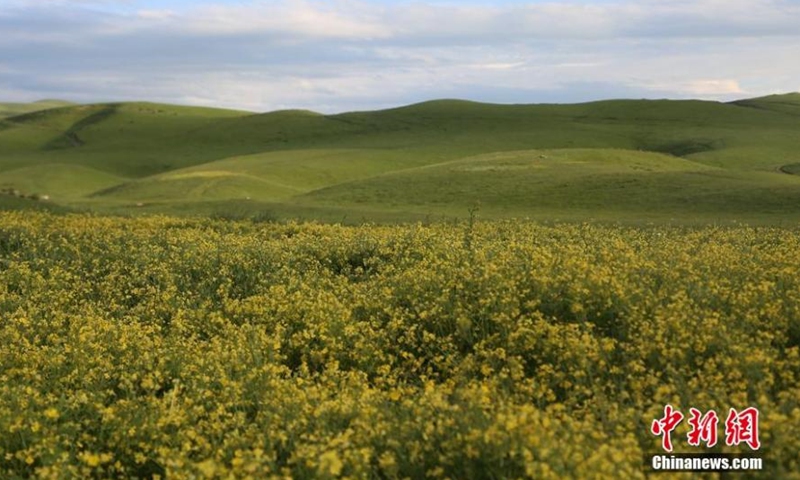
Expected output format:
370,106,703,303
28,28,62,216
2,95,800,223
0,100,74,119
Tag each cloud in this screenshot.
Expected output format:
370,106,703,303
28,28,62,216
129,0,800,43
136,9,176,20
0,0,799,112
681,80,745,96
182,1,390,39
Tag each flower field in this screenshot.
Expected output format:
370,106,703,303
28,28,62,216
1,212,799,479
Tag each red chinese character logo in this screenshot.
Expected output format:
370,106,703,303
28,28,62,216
687,408,719,448
725,407,760,450
651,404,684,452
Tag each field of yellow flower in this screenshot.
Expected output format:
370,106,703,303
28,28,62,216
1,212,799,479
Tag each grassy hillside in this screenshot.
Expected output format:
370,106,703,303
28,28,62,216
731,92,800,117
0,164,124,200
0,99,74,119
2,94,800,223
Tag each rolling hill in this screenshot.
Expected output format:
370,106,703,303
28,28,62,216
0,100,75,119
1,93,800,223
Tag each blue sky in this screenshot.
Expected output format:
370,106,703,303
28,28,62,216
1,0,799,112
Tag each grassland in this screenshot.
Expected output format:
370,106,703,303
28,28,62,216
0,100,74,120
2,94,797,479
1,94,800,223
1,212,798,478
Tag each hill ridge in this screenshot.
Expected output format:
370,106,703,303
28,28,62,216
3,93,800,223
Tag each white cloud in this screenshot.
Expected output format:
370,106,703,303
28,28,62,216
554,63,604,69
180,1,390,39
1,0,799,111
635,79,746,98
136,9,176,20
683,80,745,96
124,0,800,42
469,62,527,71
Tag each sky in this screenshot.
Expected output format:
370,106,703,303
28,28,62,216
1,0,799,113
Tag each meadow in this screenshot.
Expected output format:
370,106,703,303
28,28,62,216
1,212,799,478
0,101,74,121
2,94,800,223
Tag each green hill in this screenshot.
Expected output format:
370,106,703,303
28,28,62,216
296,149,800,222
2,94,800,223
0,100,75,119
731,92,800,117
0,164,125,201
